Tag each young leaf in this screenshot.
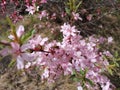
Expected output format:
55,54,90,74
8,59,16,68
6,16,16,31
65,7,71,15
75,1,82,12
115,51,118,58
85,78,94,86
80,68,84,75
20,29,35,44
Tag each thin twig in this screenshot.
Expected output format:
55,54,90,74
0,41,10,46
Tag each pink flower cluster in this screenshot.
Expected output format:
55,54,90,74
9,11,23,23
0,0,47,21
0,24,114,89
0,0,6,13
0,0,115,89
25,0,47,15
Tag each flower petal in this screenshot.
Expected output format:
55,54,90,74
17,55,24,69
16,25,24,38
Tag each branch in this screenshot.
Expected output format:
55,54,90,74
0,41,10,46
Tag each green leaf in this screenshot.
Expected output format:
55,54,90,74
108,69,113,75
107,66,114,75
80,68,88,76
116,58,120,61
80,69,85,75
115,62,119,67
6,16,17,40
8,59,16,68
115,51,118,58
6,16,16,31
20,29,35,44
85,78,94,86
75,1,82,12
65,7,71,15
73,77,78,81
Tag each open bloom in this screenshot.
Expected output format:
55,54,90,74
61,23,79,37
26,5,39,15
11,42,35,69
8,25,35,69
26,5,35,15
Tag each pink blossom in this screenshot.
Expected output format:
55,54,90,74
51,13,56,20
41,67,50,79
61,63,73,75
1,23,115,89
0,47,11,56
77,85,83,90
8,35,15,40
72,12,82,21
87,42,96,51
108,37,113,43
39,10,48,20
86,14,93,21
32,0,37,3
26,5,36,15
40,0,47,3
61,23,78,37
10,11,23,23
8,25,24,40
25,62,31,69
17,55,24,69
16,25,24,38
103,51,113,57
29,35,48,49
101,81,111,90
61,12,66,17
10,42,36,69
